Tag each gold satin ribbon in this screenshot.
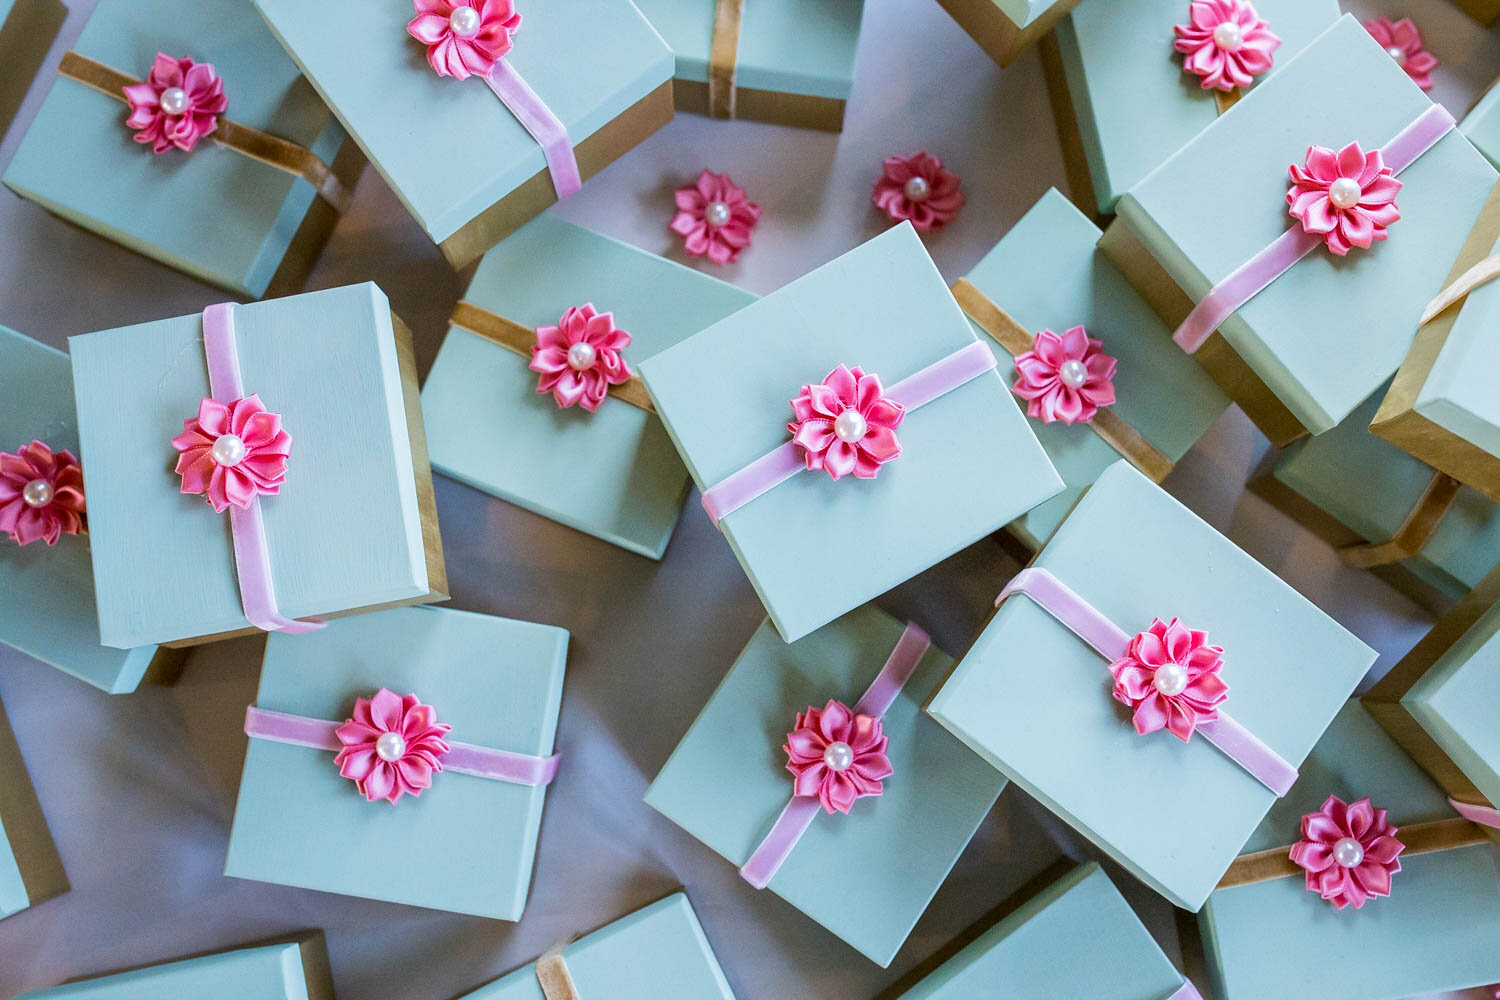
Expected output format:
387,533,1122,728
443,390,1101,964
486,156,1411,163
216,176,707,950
449,301,656,413
535,943,580,1000
1214,89,1242,115
1216,816,1488,890
1338,471,1462,568
708,0,745,119
1420,252,1500,326
951,278,1175,484
58,51,352,214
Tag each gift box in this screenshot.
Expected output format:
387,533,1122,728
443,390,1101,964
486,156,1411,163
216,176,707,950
0,694,68,922
933,0,1085,69
454,893,734,1000
12,935,334,999
1463,80,1500,170
224,604,565,919
1,0,362,300
928,460,1376,911
1196,700,1500,1000
1110,16,1498,446
640,223,1062,643
421,215,755,559
253,0,674,268
68,283,447,649
0,0,64,142
645,605,1006,966
634,0,863,131
954,188,1227,552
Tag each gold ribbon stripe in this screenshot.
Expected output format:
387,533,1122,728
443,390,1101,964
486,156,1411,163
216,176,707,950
708,0,745,119
1338,471,1462,568
1214,88,1242,116
535,943,580,1000
1216,816,1489,890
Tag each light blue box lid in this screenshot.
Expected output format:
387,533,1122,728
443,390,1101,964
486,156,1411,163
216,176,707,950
928,461,1376,911
640,223,1063,642
1462,79,1500,171
995,0,1066,30
0,696,33,920
252,0,672,246
1403,601,1500,808
0,0,347,299
644,605,1007,967
1199,700,1500,1000
1117,16,1499,435
225,605,566,919
421,214,754,559
12,940,322,999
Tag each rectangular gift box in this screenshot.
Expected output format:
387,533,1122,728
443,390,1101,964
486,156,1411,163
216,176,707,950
1,0,362,300
420,215,755,559
1196,700,1500,1000
928,461,1376,911
0,0,64,142
1463,80,1500,170
933,0,1085,69
12,935,335,999
640,223,1062,643
644,605,1007,966
253,0,674,268
0,694,68,922
224,604,565,919
68,282,447,649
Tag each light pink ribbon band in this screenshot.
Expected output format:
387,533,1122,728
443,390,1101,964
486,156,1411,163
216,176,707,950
739,622,932,890
701,341,998,525
1173,104,1457,353
244,706,561,786
1166,981,1203,1000
486,59,581,200
1450,797,1500,830
997,568,1298,797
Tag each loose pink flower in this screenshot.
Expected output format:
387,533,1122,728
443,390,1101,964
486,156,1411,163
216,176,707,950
171,395,292,514
788,365,904,480
0,441,85,546
1365,17,1437,92
1288,142,1402,256
408,0,521,80
1108,618,1229,742
529,304,634,412
784,700,893,815
1011,326,1117,425
1173,0,1281,92
122,54,227,154
871,153,965,232
670,170,761,266
1289,795,1405,909
333,689,453,804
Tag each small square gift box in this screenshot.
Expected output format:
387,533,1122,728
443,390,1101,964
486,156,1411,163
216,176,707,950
225,605,566,918
952,188,1228,552
644,605,1007,966
67,283,447,650
933,0,1085,69
421,214,755,559
0,0,362,300
1106,15,1499,446
1464,80,1500,171
639,223,1062,643
253,0,674,269
927,460,1376,911
0,694,69,922
1196,700,1500,1000
0,0,64,141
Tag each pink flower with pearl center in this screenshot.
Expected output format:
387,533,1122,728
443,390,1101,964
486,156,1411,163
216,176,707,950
784,700,893,815
1365,18,1437,92
871,153,965,232
0,441,85,546
1108,618,1229,742
170,395,292,513
1173,0,1281,92
334,689,453,804
670,170,761,266
1287,142,1402,256
1010,326,1117,425
528,304,634,412
122,54,227,154
407,0,521,80
1289,795,1405,909
788,365,905,480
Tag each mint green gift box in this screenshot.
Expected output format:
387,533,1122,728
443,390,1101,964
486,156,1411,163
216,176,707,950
1463,80,1500,171
421,215,754,559
640,223,1062,643
0,694,68,922
934,0,1085,69
225,605,566,919
644,605,1007,967
928,461,1376,911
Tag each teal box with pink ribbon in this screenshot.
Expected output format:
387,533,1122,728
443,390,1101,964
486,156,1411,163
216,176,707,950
12,935,335,999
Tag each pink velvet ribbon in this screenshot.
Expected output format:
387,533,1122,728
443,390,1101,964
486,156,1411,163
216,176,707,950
1450,797,1500,830
701,341,997,525
996,568,1297,796
485,59,581,200
1173,104,1456,353
739,622,931,889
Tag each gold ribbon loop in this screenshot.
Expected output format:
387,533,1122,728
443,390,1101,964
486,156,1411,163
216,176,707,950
1338,471,1461,568
1420,251,1500,326
708,0,745,119
535,942,580,1000
1216,816,1488,890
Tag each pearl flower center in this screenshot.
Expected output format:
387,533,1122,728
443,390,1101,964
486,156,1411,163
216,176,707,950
1153,662,1189,698
1058,359,1089,389
567,342,597,371
211,433,247,467
823,741,854,772
448,5,481,38
1333,836,1365,869
159,87,190,116
1212,21,1244,51
704,201,732,228
1328,177,1362,211
22,478,53,508
833,409,868,444
1386,45,1407,67
904,176,931,202
375,731,407,763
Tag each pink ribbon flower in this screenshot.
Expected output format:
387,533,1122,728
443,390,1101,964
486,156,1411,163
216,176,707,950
407,0,521,80
1365,17,1437,92
1287,142,1402,256
122,54,226,154
671,170,761,266
1290,795,1405,909
784,700,893,815
871,153,965,232
529,304,635,412
0,441,86,546
1010,326,1117,425
333,689,453,804
1108,618,1229,742
1173,0,1281,92
788,365,904,480
171,395,293,514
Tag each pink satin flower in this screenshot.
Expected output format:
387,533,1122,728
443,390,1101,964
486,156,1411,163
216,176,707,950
1365,17,1437,91
333,689,453,804
1289,795,1405,910
529,304,635,413
871,153,965,232
1173,0,1281,92
670,170,761,266
1108,618,1229,742
1287,142,1402,256
170,395,292,514
1010,326,1117,425
788,365,905,480
122,54,227,154
784,700,893,815
408,0,521,80
0,441,85,546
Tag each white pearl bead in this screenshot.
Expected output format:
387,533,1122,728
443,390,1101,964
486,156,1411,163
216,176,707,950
159,87,190,115
1386,45,1407,67
704,201,731,228
375,731,407,763
1212,21,1244,50
823,741,854,773
448,5,481,38
1058,359,1089,389
566,342,597,371
1153,662,1189,697
833,409,868,444
211,433,247,467
904,176,931,202
21,478,53,508
1333,836,1365,869
1328,177,1362,211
